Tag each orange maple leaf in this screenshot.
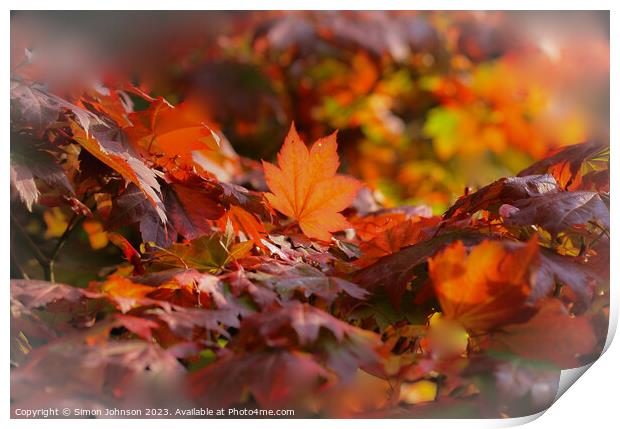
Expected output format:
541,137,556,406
262,123,361,241
126,98,220,163
216,205,268,250
355,216,441,268
428,238,539,333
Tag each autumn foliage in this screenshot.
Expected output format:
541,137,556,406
10,11,609,419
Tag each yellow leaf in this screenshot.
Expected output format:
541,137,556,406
82,220,109,250
400,380,437,404
43,207,68,239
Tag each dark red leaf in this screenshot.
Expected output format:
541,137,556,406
444,174,559,219
10,134,73,211
107,184,171,246
11,280,89,309
163,182,224,240
354,230,486,308
518,141,609,191
254,262,368,303
503,191,609,235
191,350,328,410
491,299,597,368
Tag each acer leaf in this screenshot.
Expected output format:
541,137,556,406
149,233,253,273
518,142,609,191
108,233,145,275
489,242,604,306
491,299,597,368
354,230,486,308
11,279,88,309
237,302,374,348
11,299,58,366
263,123,361,241
194,273,255,316
71,122,167,224
218,205,268,249
502,191,610,235
428,239,538,333
11,81,61,135
220,182,272,218
191,350,328,410
12,334,185,412
10,134,74,211
252,262,367,303
148,307,239,340
107,184,171,247
444,174,559,219
10,161,39,212
163,182,225,240
579,169,610,192
11,81,100,136
95,275,156,312
223,270,279,310
355,216,441,268
232,302,381,380
112,314,159,341
147,282,201,309
126,98,219,163
533,247,601,304
349,205,434,242
91,277,175,314
108,180,224,246
11,133,74,211
128,268,210,308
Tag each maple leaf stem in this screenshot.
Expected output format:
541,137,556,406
588,220,610,238
588,230,609,250
47,212,87,283
553,282,563,297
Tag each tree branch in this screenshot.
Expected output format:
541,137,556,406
47,213,86,283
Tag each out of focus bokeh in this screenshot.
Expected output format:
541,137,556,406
11,10,610,211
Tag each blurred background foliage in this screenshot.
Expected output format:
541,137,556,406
12,10,609,212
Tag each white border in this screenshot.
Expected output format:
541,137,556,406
3,3,617,428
